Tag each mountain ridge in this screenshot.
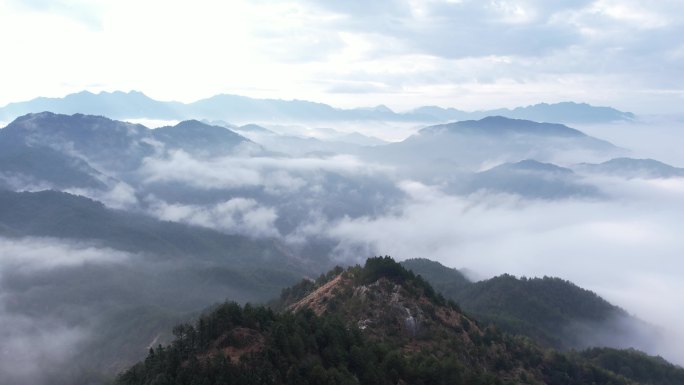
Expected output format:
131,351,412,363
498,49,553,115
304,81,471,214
116,257,678,385
0,90,635,124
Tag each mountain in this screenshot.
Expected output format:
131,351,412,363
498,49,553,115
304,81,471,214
0,90,185,121
0,112,253,180
0,144,107,190
151,119,258,158
449,159,601,199
1,112,153,172
117,257,644,385
0,190,318,383
366,116,625,174
576,158,684,179
580,348,684,385
402,259,660,352
401,258,472,293
0,190,298,269
226,123,379,156
0,90,635,124
448,275,659,350
413,101,635,124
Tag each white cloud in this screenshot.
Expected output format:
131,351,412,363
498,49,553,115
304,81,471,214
305,178,684,363
0,236,130,272
0,305,87,385
66,181,139,210
138,150,390,191
147,197,280,238
0,0,682,114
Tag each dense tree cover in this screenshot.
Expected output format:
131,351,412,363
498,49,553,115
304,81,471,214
580,348,684,385
353,256,448,305
117,302,504,385
401,258,471,295
117,258,634,385
403,258,635,349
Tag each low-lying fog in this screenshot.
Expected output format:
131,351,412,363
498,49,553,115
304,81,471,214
2,114,684,384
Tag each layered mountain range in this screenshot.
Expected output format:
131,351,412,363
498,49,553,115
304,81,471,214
0,90,635,124
0,109,681,384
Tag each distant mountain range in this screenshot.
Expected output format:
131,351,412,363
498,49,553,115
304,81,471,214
577,158,684,179
0,90,635,124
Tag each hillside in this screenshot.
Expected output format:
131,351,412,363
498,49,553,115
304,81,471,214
117,257,646,385
402,259,659,352
576,158,684,179
364,116,625,175
0,190,316,383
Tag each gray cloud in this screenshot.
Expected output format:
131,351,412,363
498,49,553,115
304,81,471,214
0,236,130,272
0,308,87,385
310,176,684,364
0,236,133,385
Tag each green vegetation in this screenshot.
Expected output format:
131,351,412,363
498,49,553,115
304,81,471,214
580,348,684,385
117,257,638,385
402,258,637,349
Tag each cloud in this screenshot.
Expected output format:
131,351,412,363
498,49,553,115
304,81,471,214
0,236,130,272
1,0,683,114
66,181,139,210
0,236,135,385
0,306,88,385
147,197,280,238
138,150,391,191
298,177,684,363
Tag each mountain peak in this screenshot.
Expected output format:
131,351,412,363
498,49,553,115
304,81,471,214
420,115,587,138
117,257,644,385
492,159,575,174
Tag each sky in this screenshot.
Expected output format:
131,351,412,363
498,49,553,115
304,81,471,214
0,0,683,114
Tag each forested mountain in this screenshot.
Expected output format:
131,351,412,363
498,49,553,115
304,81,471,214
0,112,254,174
0,190,317,383
401,259,659,352
580,348,684,385
0,111,677,384
117,257,682,385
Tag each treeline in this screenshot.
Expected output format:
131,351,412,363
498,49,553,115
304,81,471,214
117,258,640,385
117,302,508,385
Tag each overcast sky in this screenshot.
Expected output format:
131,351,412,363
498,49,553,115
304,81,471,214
1,0,682,114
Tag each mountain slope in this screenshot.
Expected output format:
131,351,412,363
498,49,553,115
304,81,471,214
366,116,625,174
0,190,292,267
0,112,253,182
402,259,658,352
576,158,684,179
151,119,257,158
1,112,154,172
0,189,318,383
580,348,684,385
0,144,107,190
117,257,640,385
448,159,601,199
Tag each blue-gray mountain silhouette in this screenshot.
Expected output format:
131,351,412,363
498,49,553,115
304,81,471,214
0,90,635,124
